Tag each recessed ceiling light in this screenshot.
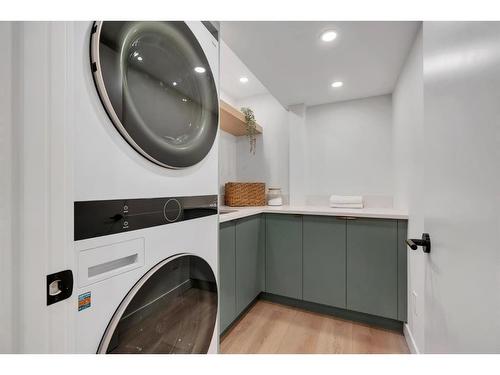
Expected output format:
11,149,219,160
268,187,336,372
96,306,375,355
321,30,338,42
239,77,249,83
172,81,178,86
137,56,143,61
194,66,206,73
331,81,343,88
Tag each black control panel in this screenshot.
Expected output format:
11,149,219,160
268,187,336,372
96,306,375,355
74,195,218,241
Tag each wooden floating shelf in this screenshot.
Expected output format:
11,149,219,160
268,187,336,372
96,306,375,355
220,99,263,136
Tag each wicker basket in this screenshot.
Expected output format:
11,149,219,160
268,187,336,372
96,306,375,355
224,182,266,207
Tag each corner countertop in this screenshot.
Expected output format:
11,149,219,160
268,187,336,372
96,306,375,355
219,205,408,223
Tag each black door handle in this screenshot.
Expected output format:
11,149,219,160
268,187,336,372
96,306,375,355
406,233,431,253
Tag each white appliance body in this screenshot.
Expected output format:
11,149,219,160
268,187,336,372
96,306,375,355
75,214,218,353
72,21,220,353
74,21,219,202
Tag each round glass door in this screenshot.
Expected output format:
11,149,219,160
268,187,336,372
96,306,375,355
98,255,217,354
90,21,218,169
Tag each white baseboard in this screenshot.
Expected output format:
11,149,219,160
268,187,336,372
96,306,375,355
403,323,420,354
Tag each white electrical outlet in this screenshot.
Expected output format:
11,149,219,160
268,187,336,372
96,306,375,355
412,290,418,316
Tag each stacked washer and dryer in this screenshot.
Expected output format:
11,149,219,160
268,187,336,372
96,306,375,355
72,21,220,353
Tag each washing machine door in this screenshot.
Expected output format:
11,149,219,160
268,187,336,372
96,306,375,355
98,255,217,354
91,21,218,169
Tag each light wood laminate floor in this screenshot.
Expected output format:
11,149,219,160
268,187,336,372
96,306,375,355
220,300,409,354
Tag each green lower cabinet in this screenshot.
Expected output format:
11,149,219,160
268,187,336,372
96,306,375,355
235,215,265,315
265,214,303,299
219,221,236,333
303,216,346,308
221,213,408,332
346,218,398,320
397,220,408,321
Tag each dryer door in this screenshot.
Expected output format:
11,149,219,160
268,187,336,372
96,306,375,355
98,254,217,354
91,21,218,169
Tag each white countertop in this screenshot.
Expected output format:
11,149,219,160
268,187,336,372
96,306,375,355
219,205,408,223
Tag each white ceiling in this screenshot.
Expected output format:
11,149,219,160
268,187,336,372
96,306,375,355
220,41,269,102
221,21,421,107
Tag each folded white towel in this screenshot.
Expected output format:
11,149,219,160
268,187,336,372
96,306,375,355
329,195,364,205
330,203,363,209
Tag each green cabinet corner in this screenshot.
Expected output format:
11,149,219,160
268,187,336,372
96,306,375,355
235,215,265,315
219,221,236,333
397,220,408,321
303,215,346,308
265,214,303,299
346,218,398,320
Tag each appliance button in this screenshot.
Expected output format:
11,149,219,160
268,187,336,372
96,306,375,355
110,213,123,221
163,199,182,222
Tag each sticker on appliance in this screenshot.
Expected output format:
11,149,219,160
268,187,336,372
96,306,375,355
78,292,91,311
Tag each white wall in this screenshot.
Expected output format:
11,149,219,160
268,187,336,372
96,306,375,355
288,104,307,205
219,39,290,202
392,27,424,353
234,93,290,200
218,90,238,199
219,40,268,102
218,131,237,198
299,95,393,205
221,93,394,207
219,90,237,107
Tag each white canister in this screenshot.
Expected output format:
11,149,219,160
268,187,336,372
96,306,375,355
267,187,283,206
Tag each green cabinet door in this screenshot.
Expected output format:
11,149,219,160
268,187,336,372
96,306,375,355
346,218,398,320
219,221,236,333
235,215,265,315
303,216,346,308
265,214,302,299
397,220,408,322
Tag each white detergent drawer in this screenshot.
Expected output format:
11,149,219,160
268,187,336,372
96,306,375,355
78,238,145,287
